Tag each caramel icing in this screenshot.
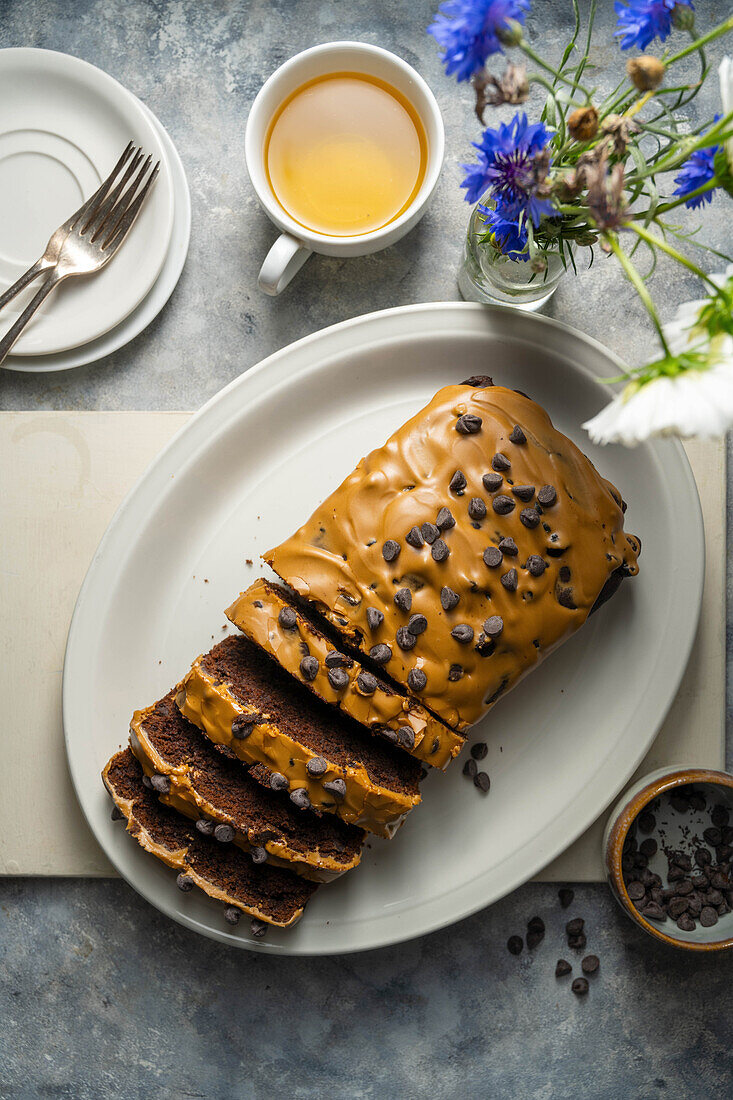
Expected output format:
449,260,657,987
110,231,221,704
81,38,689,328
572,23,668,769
129,707,361,883
226,579,463,770
102,751,307,927
177,657,421,838
266,384,640,730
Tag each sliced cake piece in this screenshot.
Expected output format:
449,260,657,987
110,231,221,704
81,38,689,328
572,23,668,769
265,380,640,731
176,635,422,838
103,748,317,927
226,579,463,770
129,691,364,882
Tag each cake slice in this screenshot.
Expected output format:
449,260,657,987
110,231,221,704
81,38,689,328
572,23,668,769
103,748,317,927
265,379,641,731
226,579,463,770
176,634,422,838
130,691,364,882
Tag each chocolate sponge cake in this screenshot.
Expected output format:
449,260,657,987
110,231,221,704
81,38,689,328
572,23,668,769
130,691,364,882
176,634,422,838
226,579,464,769
103,748,317,927
265,380,640,731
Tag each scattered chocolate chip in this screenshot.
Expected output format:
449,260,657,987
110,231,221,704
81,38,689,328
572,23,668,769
572,978,589,996
483,546,502,568
568,931,588,948
581,955,599,975
299,655,319,681
250,919,268,939
398,726,416,750
408,614,428,635
278,606,297,630
431,538,450,562
498,537,518,556
250,846,268,865
526,555,547,577
471,742,488,760
357,671,377,694
231,716,255,740
269,772,289,792
484,615,504,637
394,587,412,613
214,824,235,843
511,484,535,502
474,771,490,793
150,774,170,794
448,664,464,681
468,497,487,520
492,495,515,516
437,507,456,531
196,818,215,836
406,525,425,549
224,906,241,926
463,758,478,779
449,469,467,495
369,643,392,665
408,667,427,692
482,471,504,492
501,568,518,592
558,888,575,909
323,778,346,802
110,805,123,821
421,522,439,544
456,413,482,434
507,935,523,955
176,873,194,892
520,508,541,529
509,425,527,445
366,607,384,631
290,788,311,810
565,917,585,936
555,959,572,977
306,756,328,777
382,539,401,562
492,452,511,471
451,623,474,644
396,626,417,651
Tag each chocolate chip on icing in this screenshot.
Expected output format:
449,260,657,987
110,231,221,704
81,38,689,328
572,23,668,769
451,624,475,645
406,525,424,549
176,873,194,892
431,538,450,562
482,471,503,492
430,737,440,754
449,469,467,495
306,756,328,776
250,846,267,864
278,606,297,631
231,716,255,740
456,413,482,435
537,484,557,506
299,655,319,681
441,586,460,611
492,495,515,516
290,788,311,810
366,607,384,631
142,774,153,789
498,537,518,556
325,650,348,668
557,586,577,610
327,667,349,690
559,565,571,582
356,671,377,694
407,614,427,635
269,772,289,791
396,626,417,651
468,497,487,520
511,484,535,502
436,507,456,531
196,818,215,836
527,555,547,576
421,522,439,544
323,778,347,802
224,906,241,926
408,667,427,692
501,568,518,592
150,774,170,794
483,546,503,568
398,726,415,750
520,508,541,529
492,452,511,472
509,425,527,444
214,823,235,843
382,539,401,562
369,643,392,665
484,615,504,637
448,664,464,681
394,587,412,612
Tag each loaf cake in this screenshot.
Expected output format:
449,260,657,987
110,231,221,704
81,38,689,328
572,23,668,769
103,747,317,927
265,378,641,731
226,579,463,769
176,634,423,838
130,691,364,882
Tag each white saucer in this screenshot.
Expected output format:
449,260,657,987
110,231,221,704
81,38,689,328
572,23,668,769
0,49,174,356
3,100,190,373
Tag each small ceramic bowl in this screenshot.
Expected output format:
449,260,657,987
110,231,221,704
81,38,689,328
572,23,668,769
603,766,733,951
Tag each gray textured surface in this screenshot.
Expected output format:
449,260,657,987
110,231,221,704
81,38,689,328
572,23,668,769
1,1,732,1097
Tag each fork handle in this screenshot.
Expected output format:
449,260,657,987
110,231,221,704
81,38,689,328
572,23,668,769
0,270,63,366
0,258,53,314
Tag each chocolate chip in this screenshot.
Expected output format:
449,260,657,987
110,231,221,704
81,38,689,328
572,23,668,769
520,508,541,529
176,873,194,892
468,497,487,520
556,959,572,977
712,805,730,828
581,955,599,975
700,906,719,927
366,607,384,631
324,650,347,669
501,568,518,592
568,931,588,948
565,917,585,936
695,847,712,868
110,805,123,821
483,546,503,568
306,756,328,777
703,827,723,847
421,522,439,544
431,538,450,562
463,758,477,778
150,774,170,794
537,485,557,507
449,470,467,495
408,668,427,692
278,606,297,630
299,655,319,681
642,902,666,921
676,913,696,931
484,615,504,637
437,507,456,531
269,772,289,792
196,818,215,836
558,888,575,909
507,935,523,955
492,452,511,471
290,788,311,810
142,774,153,790
572,978,589,996
451,624,474,644
224,906,241,926
429,737,440,754
456,413,482,434
357,671,377,694
509,425,527,444
396,626,417,651
398,726,415,750
474,771,490,793
394,587,412,612
557,586,576,610
231,716,255,740
323,778,346,802
440,586,460,610
369,643,392,665
250,846,267,865
511,484,535,502
482,471,503,492
382,539,401,562
639,837,658,858
638,811,656,834
408,614,427,635
214,824,235,843
250,919,268,939
627,881,646,901
526,555,546,577
498,537,518,556
406,525,425,549
492,495,515,516
448,664,464,681
471,742,488,760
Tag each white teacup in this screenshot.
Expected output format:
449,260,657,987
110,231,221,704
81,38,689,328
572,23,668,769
245,41,445,295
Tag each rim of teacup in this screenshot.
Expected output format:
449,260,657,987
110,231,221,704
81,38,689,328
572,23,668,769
604,767,733,952
244,40,445,251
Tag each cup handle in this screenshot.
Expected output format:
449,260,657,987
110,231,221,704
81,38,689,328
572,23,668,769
258,232,312,295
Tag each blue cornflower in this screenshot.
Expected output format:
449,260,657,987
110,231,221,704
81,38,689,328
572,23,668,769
479,203,530,259
428,0,530,82
673,117,721,209
461,112,555,226
614,0,694,52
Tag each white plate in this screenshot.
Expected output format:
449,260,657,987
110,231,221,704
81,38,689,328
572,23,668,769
2,100,190,373
0,48,173,355
63,304,703,956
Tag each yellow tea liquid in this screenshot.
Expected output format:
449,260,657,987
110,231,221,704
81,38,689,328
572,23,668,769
265,72,427,237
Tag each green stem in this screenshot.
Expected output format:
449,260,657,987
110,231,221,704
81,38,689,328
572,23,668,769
605,232,672,357
640,178,718,217
629,223,719,290
665,15,733,66
517,39,592,99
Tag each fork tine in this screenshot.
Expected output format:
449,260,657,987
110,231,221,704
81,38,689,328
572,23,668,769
84,147,144,239
67,141,136,232
102,161,160,253
98,155,154,246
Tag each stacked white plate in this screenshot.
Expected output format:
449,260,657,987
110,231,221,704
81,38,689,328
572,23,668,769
0,48,190,372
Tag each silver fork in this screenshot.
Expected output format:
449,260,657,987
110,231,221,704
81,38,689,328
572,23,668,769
0,142,160,365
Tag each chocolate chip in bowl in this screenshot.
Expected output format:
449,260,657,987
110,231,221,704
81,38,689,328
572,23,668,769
604,767,733,951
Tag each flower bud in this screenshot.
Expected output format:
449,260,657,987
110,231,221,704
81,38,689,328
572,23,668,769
530,256,547,274
496,18,524,47
568,106,599,142
626,56,665,92
672,4,695,32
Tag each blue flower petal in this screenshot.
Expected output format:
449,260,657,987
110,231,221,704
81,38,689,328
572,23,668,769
614,0,694,52
428,0,530,81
